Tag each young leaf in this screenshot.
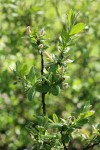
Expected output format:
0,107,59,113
16,61,21,73
53,114,58,123
35,83,50,93
68,9,73,25
28,66,36,83
84,110,95,118
49,63,57,73
27,86,35,101
76,118,88,127
51,85,60,96
62,133,70,143
66,59,73,63
83,101,92,112
69,23,86,35
78,110,95,120
20,63,28,77
49,123,63,129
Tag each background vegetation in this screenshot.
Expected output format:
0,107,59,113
0,0,100,149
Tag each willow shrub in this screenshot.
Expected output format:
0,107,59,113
14,10,100,150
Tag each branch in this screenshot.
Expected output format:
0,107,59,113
60,127,68,150
83,142,100,150
40,51,46,115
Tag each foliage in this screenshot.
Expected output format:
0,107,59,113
14,9,99,150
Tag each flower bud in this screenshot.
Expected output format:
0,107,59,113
40,28,46,36
26,26,31,35
38,44,44,49
43,51,53,60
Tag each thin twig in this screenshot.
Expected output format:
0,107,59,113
83,142,100,150
40,51,46,115
42,93,46,115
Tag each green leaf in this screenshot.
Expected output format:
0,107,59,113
69,23,86,35
16,61,21,72
53,114,58,123
62,134,70,143
27,86,35,101
59,36,63,43
77,110,94,121
68,9,73,24
20,63,28,77
42,134,56,139
35,83,50,93
49,123,63,129
51,85,60,96
16,62,28,77
83,101,92,112
37,126,45,132
28,66,36,83
84,110,95,118
49,63,57,73
76,118,88,127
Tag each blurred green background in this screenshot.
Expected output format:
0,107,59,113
0,0,100,149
